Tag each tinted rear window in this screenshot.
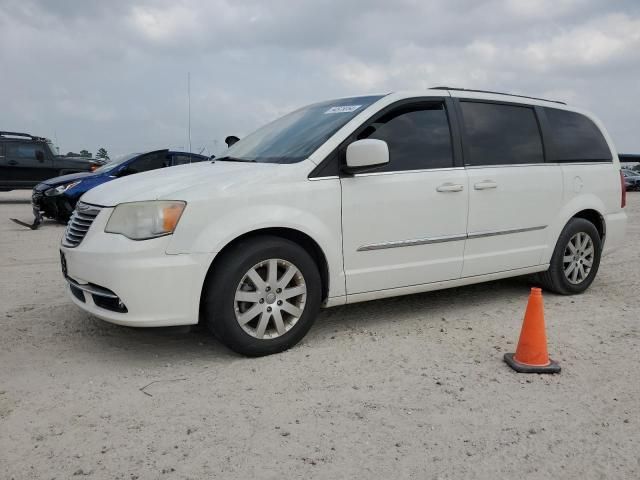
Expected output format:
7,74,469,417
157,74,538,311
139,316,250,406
460,101,544,166
544,108,612,162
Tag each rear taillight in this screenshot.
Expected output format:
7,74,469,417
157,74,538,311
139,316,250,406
620,170,626,208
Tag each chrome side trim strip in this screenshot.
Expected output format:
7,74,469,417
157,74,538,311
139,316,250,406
357,225,547,252
467,225,547,239
308,175,339,181
357,233,467,251
66,278,119,299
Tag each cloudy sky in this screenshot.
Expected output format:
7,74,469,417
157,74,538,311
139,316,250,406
1,0,639,157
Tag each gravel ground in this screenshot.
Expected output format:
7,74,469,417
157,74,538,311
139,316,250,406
1,190,639,480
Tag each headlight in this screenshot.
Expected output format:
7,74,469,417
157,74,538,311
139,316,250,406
105,201,186,240
45,180,81,196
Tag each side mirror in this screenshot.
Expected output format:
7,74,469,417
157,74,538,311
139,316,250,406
117,167,133,177
225,135,240,147
344,139,389,173
35,150,44,162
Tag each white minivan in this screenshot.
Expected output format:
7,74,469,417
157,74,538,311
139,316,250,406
60,88,627,356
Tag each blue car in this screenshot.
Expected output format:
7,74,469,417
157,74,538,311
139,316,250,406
32,149,210,223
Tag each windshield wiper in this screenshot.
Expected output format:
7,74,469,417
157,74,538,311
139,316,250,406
215,156,256,163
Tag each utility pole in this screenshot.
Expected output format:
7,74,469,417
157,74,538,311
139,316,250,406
188,72,192,154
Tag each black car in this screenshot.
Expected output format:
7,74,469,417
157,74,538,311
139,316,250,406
0,131,101,191
32,149,210,224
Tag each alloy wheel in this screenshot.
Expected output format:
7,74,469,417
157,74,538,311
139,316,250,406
562,232,594,285
234,258,307,339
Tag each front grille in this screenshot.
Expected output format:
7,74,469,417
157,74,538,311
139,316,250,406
62,202,101,248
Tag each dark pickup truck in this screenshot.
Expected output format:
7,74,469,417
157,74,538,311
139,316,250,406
0,131,102,191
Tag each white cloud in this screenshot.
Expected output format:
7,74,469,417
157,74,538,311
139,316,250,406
504,0,587,19
523,14,640,70
1,0,639,155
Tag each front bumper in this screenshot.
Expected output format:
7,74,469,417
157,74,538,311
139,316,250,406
61,208,215,327
32,185,74,222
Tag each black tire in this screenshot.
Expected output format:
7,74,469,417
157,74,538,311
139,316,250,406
537,218,602,295
202,235,322,356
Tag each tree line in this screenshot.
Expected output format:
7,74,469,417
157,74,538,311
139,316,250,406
65,148,109,160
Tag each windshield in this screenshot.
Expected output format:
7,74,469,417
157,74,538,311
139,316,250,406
46,141,59,157
222,95,384,164
95,153,139,173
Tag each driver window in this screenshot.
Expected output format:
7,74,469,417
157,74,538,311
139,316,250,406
126,152,170,174
357,102,453,172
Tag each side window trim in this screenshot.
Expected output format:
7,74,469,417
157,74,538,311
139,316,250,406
445,97,465,168
454,98,546,167
309,96,462,178
534,106,554,163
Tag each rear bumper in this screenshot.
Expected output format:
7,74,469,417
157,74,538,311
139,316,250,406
603,211,627,255
61,209,215,327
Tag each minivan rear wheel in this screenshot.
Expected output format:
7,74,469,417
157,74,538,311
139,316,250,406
202,235,322,356
537,218,602,295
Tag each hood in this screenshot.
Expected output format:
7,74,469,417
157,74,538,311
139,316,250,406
56,156,97,165
81,161,286,206
39,171,96,187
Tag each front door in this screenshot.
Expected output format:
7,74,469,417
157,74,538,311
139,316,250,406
455,99,563,277
341,99,469,295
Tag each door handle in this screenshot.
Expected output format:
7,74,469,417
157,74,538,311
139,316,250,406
8,160,18,166
474,180,498,190
436,182,464,193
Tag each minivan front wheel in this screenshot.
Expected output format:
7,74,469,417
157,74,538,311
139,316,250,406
202,235,321,356
234,258,308,340
538,218,602,295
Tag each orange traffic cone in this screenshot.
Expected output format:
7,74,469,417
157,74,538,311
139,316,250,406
504,287,561,374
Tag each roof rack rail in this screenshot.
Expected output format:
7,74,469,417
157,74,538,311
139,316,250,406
430,86,567,105
0,131,48,141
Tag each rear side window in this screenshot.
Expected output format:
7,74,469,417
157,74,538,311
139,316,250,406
357,102,453,171
544,108,612,162
460,102,544,166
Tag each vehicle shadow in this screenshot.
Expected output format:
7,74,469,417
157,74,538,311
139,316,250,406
0,198,31,204
62,275,537,363
5,218,66,230
310,276,534,337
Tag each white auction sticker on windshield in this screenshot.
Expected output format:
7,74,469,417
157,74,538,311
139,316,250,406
324,105,362,114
